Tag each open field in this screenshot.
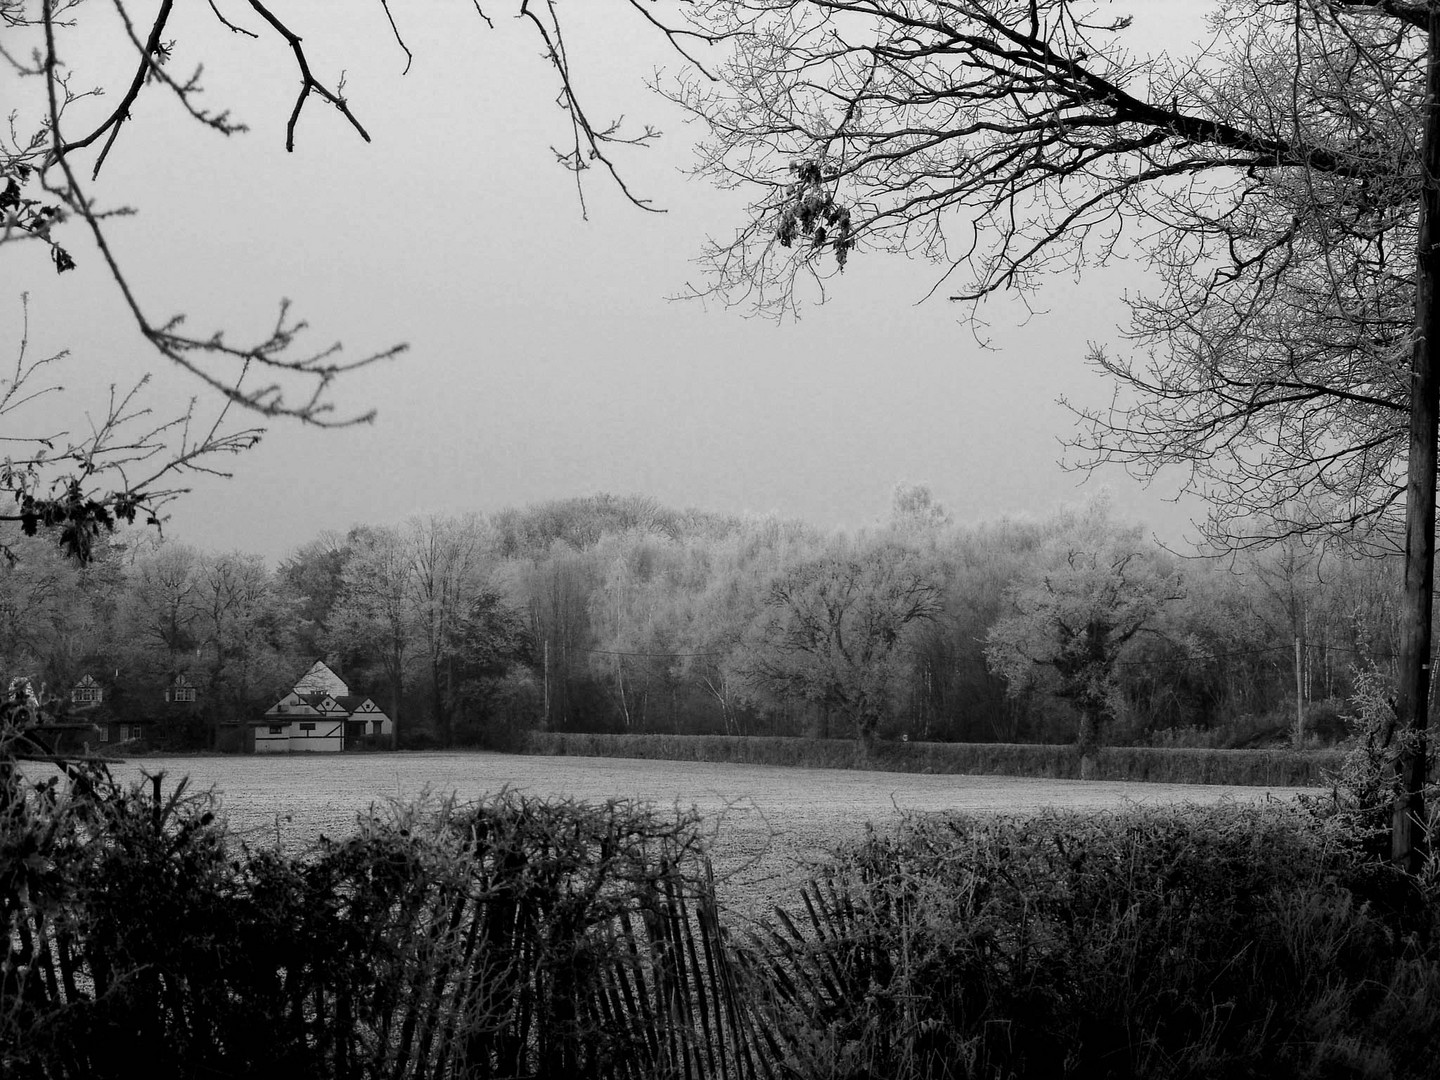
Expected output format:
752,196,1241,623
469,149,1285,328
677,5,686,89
115,751,1322,917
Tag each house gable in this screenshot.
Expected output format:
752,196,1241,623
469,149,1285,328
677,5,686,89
292,660,349,698
266,691,312,719
70,674,103,706
165,673,197,703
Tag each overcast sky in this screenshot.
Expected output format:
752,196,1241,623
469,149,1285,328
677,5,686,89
8,1,1217,563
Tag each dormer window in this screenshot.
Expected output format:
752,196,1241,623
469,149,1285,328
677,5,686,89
167,675,197,703
71,675,102,705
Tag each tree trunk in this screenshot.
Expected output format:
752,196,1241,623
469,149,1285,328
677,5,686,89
855,704,877,755
1294,634,1305,748
390,686,401,751
432,661,448,747
1395,10,1440,873
1077,707,1100,781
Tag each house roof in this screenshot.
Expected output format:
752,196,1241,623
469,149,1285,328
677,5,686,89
296,693,346,711
338,696,390,719
261,662,388,726
292,660,348,697
259,691,389,723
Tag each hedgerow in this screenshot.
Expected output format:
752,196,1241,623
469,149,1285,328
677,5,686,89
527,731,1339,786
2,764,765,1079
744,803,1440,1079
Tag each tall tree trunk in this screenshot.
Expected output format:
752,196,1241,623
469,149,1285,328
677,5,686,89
390,686,401,751
1394,10,1440,873
432,660,448,747
1294,634,1305,748
1077,707,1100,781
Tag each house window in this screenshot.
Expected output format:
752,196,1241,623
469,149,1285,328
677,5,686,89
98,726,109,743
72,687,101,704
372,721,384,735
173,686,196,703
299,723,315,732
268,725,285,735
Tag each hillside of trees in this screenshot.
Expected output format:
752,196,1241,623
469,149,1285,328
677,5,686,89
4,487,1402,753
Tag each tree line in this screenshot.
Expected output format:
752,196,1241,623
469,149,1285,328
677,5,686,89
2,488,1403,755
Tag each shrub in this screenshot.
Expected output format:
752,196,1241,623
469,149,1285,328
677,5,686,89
739,803,1440,1080
2,770,768,1080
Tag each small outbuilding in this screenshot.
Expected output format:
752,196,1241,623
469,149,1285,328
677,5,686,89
255,661,392,753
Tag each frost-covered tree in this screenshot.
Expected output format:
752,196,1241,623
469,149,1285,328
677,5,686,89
740,541,941,747
987,513,1182,776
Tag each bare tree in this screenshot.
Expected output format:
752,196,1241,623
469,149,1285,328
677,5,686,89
739,541,941,748
403,514,492,747
0,295,260,561
330,525,411,748
669,0,1422,545
987,524,1184,777
673,0,1439,866
2,1,706,558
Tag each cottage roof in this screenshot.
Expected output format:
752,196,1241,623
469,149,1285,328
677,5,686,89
295,692,345,711
261,663,388,732
292,660,349,697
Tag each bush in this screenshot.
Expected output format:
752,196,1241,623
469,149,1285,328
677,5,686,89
2,769,767,1080
740,803,1440,1079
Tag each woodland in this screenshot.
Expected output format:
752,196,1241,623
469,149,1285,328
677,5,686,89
3,487,1399,757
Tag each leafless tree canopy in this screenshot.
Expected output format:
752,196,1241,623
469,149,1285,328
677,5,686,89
671,0,1427,547
1,0,696,558
7,0,1426,555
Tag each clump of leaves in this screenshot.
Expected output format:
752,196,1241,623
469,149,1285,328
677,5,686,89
1,165,75,273
776,159,853,268
12,479,149,565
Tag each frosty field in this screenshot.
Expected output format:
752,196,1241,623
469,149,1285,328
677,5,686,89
115,751,1319,916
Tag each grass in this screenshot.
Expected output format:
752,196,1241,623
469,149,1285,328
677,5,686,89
107,750,1319,921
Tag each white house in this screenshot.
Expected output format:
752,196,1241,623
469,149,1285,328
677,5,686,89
255,661,392,753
